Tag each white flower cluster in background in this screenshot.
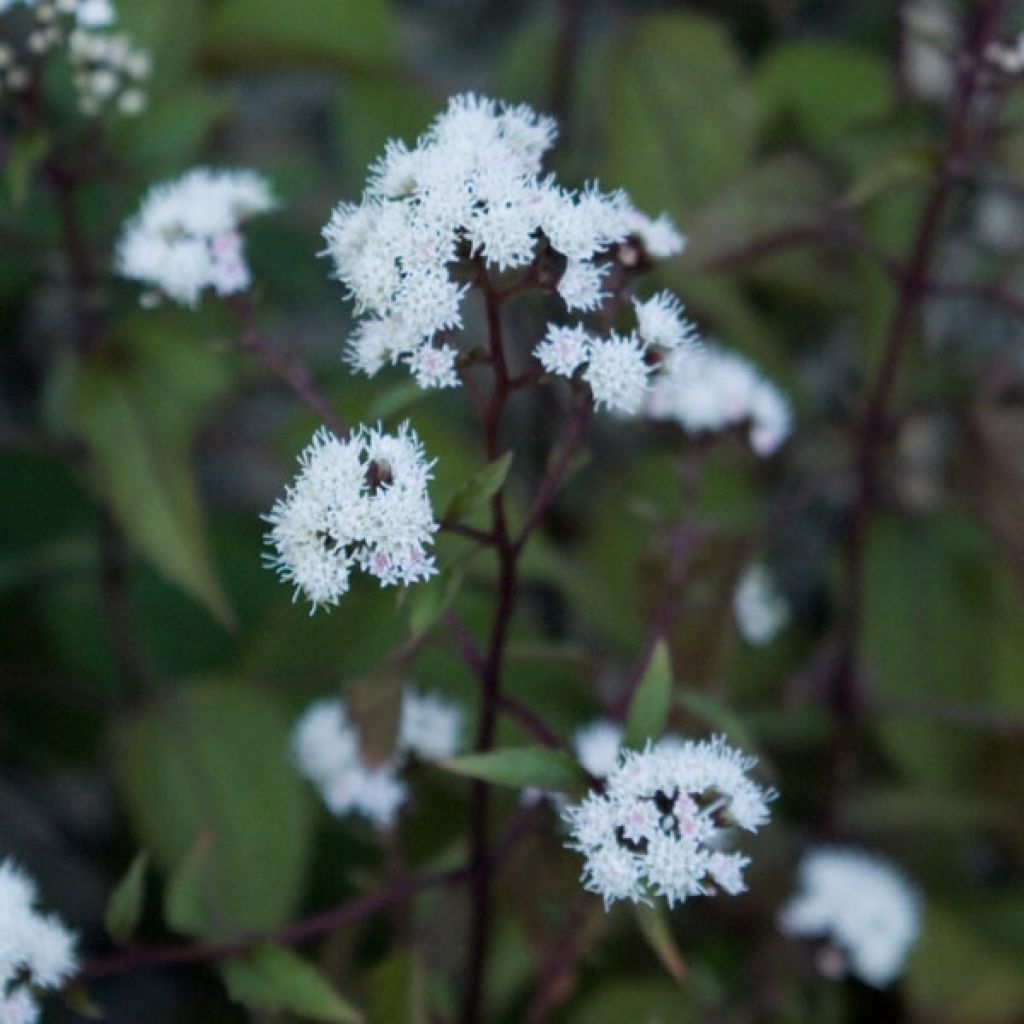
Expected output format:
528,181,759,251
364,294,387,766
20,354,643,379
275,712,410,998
0,0,149,116
573,719,624,778
324,93,685,392
0,860,78,1024
563,735,773,910
68,27,150,117
535,291,701,415
115,168,276,308
646,343,791,455
265,422,438,611
779,847,921,988
734,563,791,646
292,688,463,829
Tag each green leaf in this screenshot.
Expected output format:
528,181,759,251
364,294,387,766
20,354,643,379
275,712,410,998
71,320,234,626
633,903,688,985
62,986,105,1020
104,851,149,945
221,945,363,1024
564,978,693,1023
908,905,1024,1023
624,642,672,749
202,0,394,72
366,953,426,1024
443,452,514,524
441,747,583,791
675,691,754,750
164,830,215,937
757,42,890,147
842,143,939,208
603,13,756,219
344,667,404,767
111,681,313,938
405,568,464,640
5,130,50,209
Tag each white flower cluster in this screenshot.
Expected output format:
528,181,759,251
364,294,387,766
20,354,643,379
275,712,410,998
115,168,275,308
572,719,623,779
779,848,921,988
0,0,148,116
646,343,791,455
68,27,150,117
265,422,438,611
563,736,773,910
734,563,791,646
0,860,78,1024
292,688,463,829
324,93,684,391
535,291,701,415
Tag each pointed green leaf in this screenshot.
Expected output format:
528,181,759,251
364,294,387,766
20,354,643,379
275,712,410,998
624,642,673,749
164,830,215,937
221,945,364,1024
843,144,939,209
6,130,50,209
104,851,149,945
72,321,234,625
406,568,464,640
444,452,514,524
633,903,688,985
441,747,583,791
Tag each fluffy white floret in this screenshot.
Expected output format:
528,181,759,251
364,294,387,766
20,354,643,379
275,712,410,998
0,860,77,1020
264,422,438,611
633,291,699,351
584,332,651,415
779,848,921,988
292,688,463,829
734,563,791,646
115,168,275,307
534,323,592,378
563,735,773,910
646,344,791,456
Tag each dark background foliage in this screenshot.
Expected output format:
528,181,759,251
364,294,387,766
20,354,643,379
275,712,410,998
2,0,1024,1020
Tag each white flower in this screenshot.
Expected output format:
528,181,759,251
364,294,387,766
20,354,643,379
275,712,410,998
625,210,687,260
646,344,791,455
399,690,462,761
563,736,774,910
0,861,77,1024
265,422,438,611
779,848,921,988
583,332,651,415
116,168,275,307
633,291,698,352
572,720,623,778
534,323,592,378
324,93,684,391
293,687,462,829
407,342,459,390
734,563,790,646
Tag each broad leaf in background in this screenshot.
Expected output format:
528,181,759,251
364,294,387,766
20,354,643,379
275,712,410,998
757,42,890,148
221,945,364,1024
366,952,427,1024
441,747,583,791
603,13,756,219
112,681,312,937
624,641,672,749
203,0,394,72
72,319,233,625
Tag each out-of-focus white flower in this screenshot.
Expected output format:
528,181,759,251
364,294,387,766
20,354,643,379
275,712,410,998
292,688,463,829
734,563,791,646
326,93,683,391
572,720,623,778
779,848,921,988
646,344,791,456
902,0,958,103
399,689,462,761
265,422,438,612
115,168,275,307
974,190,1024,253
563,736,773,910
68,28,150,118
633,292,698,352
0,861,77,1024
